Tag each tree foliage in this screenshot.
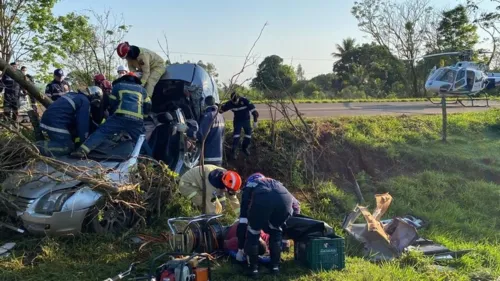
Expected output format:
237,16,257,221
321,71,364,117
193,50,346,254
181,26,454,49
296,63,305,81
251,55,297,96
197,60,219,82
437,5,478,51
0,0,94,78
64,9,130,87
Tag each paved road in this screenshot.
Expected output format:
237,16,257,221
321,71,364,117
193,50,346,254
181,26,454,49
221,100,499,120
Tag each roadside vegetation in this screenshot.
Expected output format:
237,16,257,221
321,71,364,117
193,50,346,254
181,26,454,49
2,110,500,281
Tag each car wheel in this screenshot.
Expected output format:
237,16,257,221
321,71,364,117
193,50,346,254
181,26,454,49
85,203,133,234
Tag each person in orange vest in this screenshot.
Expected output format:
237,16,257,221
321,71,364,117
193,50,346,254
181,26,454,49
116,42,165,97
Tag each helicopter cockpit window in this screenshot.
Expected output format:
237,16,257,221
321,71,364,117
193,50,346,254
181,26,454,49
432,68,457,83
454,69,466,88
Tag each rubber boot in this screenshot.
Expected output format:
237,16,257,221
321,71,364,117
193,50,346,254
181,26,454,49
269,241,282,275
245,245,260,279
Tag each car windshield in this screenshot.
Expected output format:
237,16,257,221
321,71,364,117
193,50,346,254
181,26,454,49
430,68,457,83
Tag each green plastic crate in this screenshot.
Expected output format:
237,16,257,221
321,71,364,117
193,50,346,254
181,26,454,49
294,235,345,271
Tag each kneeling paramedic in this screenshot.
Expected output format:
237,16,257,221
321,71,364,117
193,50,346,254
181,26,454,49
72,72,151,157
220,91,259,159
179,165,241,215
177,96,225,166
236,173,294,277
36,87,103,157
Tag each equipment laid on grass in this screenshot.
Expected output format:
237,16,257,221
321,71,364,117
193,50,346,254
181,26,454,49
294,235,345,271
167,214,225,254
420,49,499,107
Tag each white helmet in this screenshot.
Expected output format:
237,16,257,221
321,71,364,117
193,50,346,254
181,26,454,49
117,65,128,72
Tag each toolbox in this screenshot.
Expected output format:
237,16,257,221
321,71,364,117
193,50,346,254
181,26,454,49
294,235,345,271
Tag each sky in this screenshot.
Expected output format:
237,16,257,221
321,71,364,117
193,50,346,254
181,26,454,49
52,0,496,84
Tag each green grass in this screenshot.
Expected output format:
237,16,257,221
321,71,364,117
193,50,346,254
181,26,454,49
2,110,500,280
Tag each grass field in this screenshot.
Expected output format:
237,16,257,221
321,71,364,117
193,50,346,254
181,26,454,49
2,110,500,280
251,96,500,104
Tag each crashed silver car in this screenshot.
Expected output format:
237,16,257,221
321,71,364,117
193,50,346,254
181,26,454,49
5,134,145,236
4,63,221,236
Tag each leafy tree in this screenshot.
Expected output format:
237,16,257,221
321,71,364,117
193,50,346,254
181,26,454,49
296,63,305,81
64,9,130,87
333,42,406,97
0,1,93,75
352,0,436,96
251,55,297,96
437,5,478,51
310,73,336,93
197,60,219,82
332,38,357,59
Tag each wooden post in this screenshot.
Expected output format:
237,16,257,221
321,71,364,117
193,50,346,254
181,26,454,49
441,96,447,142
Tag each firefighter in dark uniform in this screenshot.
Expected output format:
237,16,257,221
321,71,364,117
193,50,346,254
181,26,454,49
220,91,259,159
45,68,70,101
36,86,103,157
177,96,225,166
72,72,151,157
1,62,21,124
236,173,294,277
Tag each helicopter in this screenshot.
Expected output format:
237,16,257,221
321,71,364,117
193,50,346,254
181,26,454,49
420,49,500,107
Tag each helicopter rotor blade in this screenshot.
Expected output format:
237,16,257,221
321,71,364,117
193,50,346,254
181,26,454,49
422,52,461,59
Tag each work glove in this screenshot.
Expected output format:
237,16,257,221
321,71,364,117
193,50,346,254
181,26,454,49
235,249,246,262
253,121,258,129
176,123,188,133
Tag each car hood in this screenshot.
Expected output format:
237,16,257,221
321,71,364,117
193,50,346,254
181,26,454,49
4,156,120,199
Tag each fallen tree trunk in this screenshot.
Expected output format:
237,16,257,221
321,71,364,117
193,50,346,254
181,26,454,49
0,57,52,108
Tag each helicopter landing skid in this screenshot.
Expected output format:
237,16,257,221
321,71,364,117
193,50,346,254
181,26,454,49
427,94,490,108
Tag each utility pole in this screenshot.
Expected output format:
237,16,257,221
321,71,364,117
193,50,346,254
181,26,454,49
441,95,447,142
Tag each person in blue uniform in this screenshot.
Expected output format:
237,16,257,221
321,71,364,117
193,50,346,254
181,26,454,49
236,173,294,278
177,95,225,166
45,68,70,101
1,62,21,124
71,72,151,157
36,86,103,157
220,91,259,159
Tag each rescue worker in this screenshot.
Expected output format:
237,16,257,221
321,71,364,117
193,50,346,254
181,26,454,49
36,86,103,157
93,74,112,95
179,165,241,215
71,72,151,157
117,65,128,78
116,42,165,97
1,62,21,124
177,96,225,166
220,91,259,159
45,68,70,101
236,173,294,277
91,73,112,130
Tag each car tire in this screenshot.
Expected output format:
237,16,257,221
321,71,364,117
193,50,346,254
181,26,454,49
84,203,133,235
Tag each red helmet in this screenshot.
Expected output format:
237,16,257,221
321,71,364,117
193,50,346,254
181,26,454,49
101,80,112,90
222,171,242,192
116,42,130,58
94,74,106,83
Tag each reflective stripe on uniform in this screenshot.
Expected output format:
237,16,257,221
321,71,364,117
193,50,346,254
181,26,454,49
61,95,76,110
115,89,144,119
248,226,260,235
40,123,71,134
80,144,90,153
205,157,222,162
231,106,247,112
239,217,248,224
244,135,251,139
249,109,256,113
269,222,281,231
233,134,240,138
